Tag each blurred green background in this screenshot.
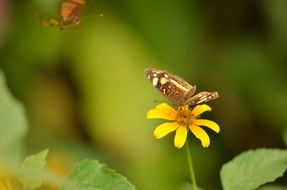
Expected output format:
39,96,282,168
1,0,287,189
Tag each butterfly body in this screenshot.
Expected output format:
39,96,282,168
60,0,85,27
145,68,219,107
42,0,85,30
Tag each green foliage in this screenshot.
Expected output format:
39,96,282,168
0,70,137,189
258,185,287,190
19,149,49,190
0,70,27,162
220,149,287,190
180,183,203,190
61,160,137,190
283,129,287,147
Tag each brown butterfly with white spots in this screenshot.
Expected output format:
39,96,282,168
144,68,219,107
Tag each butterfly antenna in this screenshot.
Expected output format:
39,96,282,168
82,12,104,19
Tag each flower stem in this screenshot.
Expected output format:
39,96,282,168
186,140,198,190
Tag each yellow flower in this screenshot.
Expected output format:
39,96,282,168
0,178,12,190
147,103,220,148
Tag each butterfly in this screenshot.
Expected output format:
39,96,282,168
42,0,85,30
144,68,219,107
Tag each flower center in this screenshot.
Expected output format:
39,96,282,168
175,105,195,127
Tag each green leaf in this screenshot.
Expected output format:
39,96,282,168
0,71,27,160
259,185,287,190
61,160,136,190
181,183,203,190
220,149,287,190
283,129,287,147
19,149,49,190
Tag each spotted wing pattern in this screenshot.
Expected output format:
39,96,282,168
145,68,219,107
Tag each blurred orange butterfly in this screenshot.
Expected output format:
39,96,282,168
42,0,85,30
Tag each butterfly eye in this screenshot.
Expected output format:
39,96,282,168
74,17,81,25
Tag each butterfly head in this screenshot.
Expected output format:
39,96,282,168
71,15,81,26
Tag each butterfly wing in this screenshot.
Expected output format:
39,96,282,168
145,68,196,106
185,91,219,105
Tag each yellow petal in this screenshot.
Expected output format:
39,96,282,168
191,104,211,117
193,119,220,133
189,125,210,148
154,122,178,139
174,126,188,148
0,178,12,190
147,103,177,120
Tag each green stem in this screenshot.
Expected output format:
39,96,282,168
186,140,198,190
